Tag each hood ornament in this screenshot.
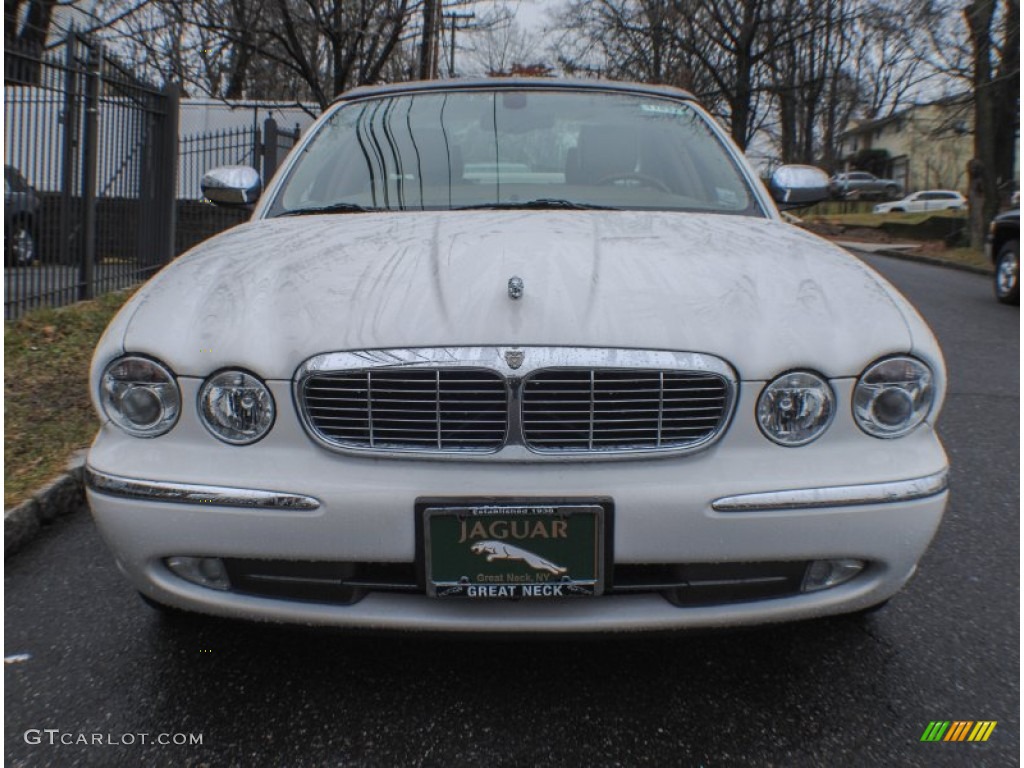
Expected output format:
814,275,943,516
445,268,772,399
504,349,525,370
507,276,524,300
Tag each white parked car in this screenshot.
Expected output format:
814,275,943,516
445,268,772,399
86,79,949,632
873,190,966,214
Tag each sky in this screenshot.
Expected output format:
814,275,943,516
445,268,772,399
509,0,556,31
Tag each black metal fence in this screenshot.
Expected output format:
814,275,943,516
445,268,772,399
262,118,302,182
4,33,179,320
176,125,255,254
175,118,301,254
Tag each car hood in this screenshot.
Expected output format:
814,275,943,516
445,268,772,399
112,211,928,381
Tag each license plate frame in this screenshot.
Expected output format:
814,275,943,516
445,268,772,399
416,498,613,599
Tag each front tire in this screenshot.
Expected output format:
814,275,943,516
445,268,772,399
995,240,1019,305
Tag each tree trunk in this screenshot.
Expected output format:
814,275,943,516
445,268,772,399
17,0,54,48
964,0,997,249
6,0,24,41
778,87,797,163
992,0,1019,205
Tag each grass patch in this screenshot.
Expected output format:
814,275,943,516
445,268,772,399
925,246,989,271
4,288,138,507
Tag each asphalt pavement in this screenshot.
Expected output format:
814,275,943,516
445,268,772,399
4,252,1019,767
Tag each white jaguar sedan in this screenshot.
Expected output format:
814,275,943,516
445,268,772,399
86,79,949,632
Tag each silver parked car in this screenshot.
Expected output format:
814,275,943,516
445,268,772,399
873,190,966,214
86,79,948,632
830,171,901,200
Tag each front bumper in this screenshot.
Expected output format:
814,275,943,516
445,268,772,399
86,380,949,632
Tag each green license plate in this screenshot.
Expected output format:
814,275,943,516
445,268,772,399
423,502,605,598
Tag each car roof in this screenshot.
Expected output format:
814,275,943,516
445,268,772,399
333,77,696,104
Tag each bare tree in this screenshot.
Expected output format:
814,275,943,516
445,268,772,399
915,0,1018,245
553,1,718,101
555,0,830,150
463,16,537,76
91,0,504,108
767,0,847,164
764,0,926,169
964,0,1018,246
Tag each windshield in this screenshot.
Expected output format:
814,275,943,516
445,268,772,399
268,89,763,216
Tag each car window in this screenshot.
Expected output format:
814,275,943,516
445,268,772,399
5,167,27,192
849,172,871,181
269,90,762,216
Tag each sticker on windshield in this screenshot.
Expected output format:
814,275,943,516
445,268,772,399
640,103,687,116
716,188,740,207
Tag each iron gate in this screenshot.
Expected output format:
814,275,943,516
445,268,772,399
4,32,179,320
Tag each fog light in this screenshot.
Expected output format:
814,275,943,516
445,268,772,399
757,371,835,446
166,556,230,590
802,559,865,592
198,369,275,445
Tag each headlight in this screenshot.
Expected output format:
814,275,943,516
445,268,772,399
198,370,275,444
757,371,835,446
100,356,181,437
853,356,933,438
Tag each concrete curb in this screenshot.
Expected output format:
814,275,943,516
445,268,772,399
841,243,993,276
4,451,87,558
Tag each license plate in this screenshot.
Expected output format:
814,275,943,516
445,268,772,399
422,501,606,598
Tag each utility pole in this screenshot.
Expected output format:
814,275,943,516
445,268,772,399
418,0,441,79
444,11,475,77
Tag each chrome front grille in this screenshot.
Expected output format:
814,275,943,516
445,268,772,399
296,347,736,459
302,369,507,451
522,370,729,451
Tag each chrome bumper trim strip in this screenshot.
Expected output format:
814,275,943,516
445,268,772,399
712,470,949,512
85,467,321,511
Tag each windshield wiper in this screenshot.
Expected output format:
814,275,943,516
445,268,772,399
455,199,620,211
279,202,380,216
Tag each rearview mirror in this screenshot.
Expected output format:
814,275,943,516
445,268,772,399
769,165,829,209
201,166,262,207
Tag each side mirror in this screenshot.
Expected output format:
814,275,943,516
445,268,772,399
769,165,829,209
201,166,262,207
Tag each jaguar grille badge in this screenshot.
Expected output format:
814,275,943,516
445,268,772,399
504,349,525,369
508,276,524,300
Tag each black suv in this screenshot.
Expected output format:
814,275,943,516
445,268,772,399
987,209,1019,305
